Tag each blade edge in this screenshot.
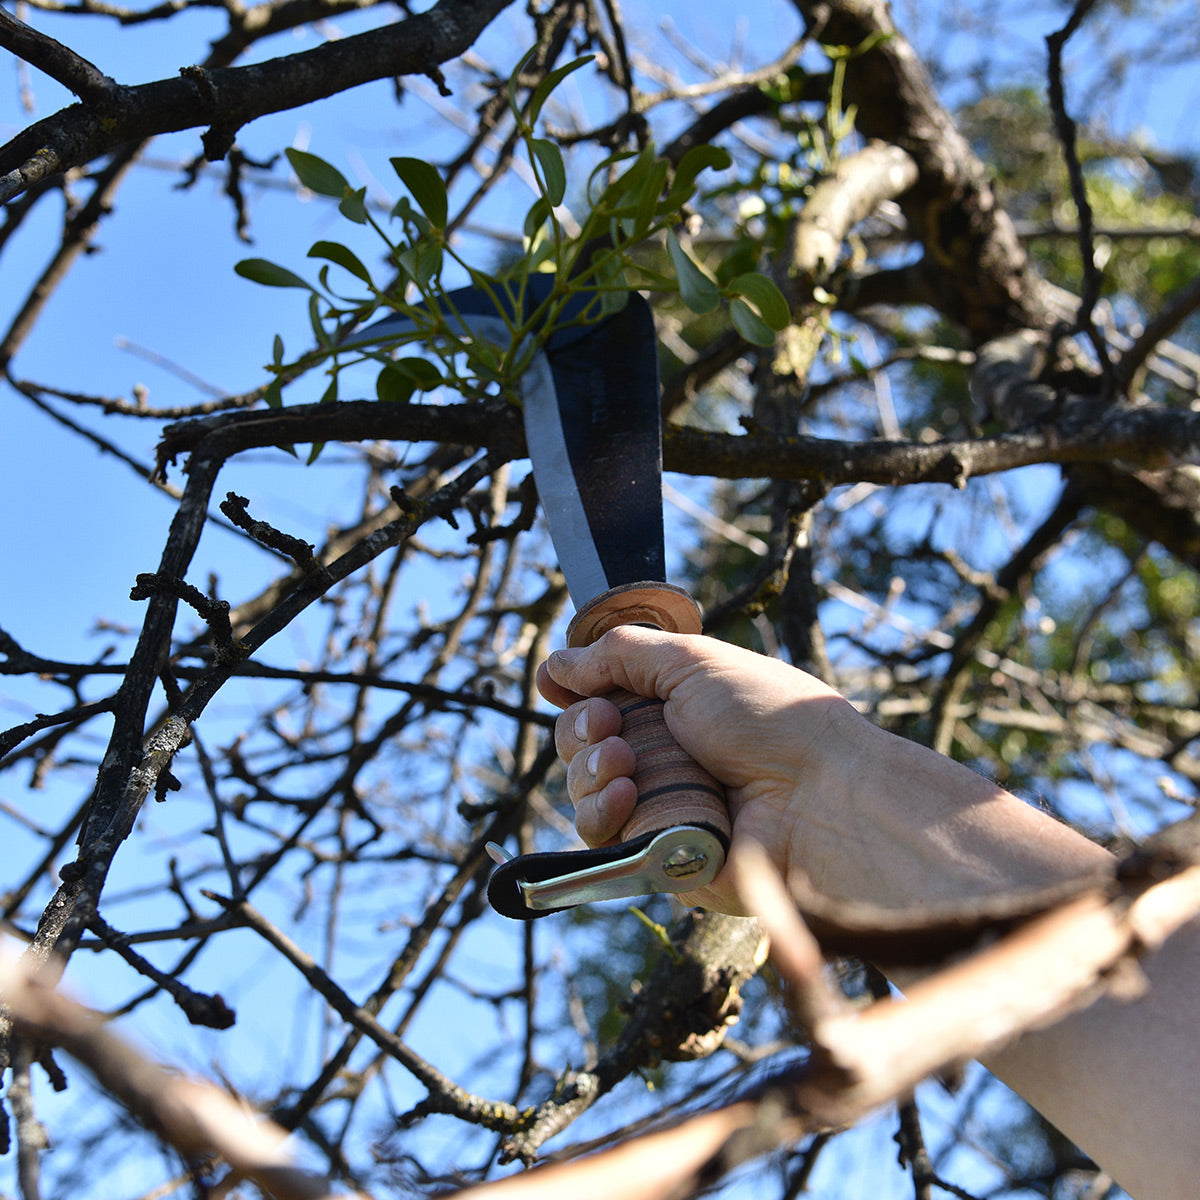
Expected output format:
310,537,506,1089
521,349,614,604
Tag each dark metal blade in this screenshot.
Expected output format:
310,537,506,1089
525,292,666,605
355,281,665,607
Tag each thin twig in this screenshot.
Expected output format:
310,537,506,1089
219,493,317,571
1046,0,1111,377
130,572,236,658
0,698,115,762
1116,273,1200,393
86,915,235,1029
205,891,535,1133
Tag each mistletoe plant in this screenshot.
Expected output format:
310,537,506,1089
235,50,790,428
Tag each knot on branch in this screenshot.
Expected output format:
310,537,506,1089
130,572,238,660
219,493,317,572
179,65,239,162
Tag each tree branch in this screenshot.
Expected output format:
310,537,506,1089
498,911,768,1163
1116,273,1200,394
785,140,918,286
1046,0,1111,375
152,396,1200,496
0,953,373,1200
0,5,117,102
205,891,535,1133
790,0,1054,339
0,0,515,201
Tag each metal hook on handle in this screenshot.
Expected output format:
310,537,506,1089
486,826,727,919
521,826,724,910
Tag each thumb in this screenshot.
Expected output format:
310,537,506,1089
541,626,701,705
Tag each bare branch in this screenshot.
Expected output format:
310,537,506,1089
153,395,1200,495
498,911,768,1163
0,5,117,102
0,0,516,201
785,141,918,286
1117,273,1200,393
0,954,374,1200
1046,0,1111,375
205,891,534,1133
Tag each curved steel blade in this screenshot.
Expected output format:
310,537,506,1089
356,284,666,607
525,291,665,604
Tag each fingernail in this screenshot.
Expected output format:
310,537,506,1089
573,706,589,742
550,647,585,670
585,747,601,776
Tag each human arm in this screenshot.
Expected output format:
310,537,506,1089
536,627,1110,915
536,627,1200,1200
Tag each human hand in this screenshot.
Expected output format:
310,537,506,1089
537,627,1107,916
536,627,864,914
540,631,1174,1200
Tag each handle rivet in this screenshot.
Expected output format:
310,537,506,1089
662,844,709,879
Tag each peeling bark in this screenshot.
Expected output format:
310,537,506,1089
791,0,1054,338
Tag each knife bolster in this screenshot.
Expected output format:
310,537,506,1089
566,581,702,646
566,582,732,848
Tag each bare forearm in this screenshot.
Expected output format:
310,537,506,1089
846,728,1200,1200
540,631,1200,1198
795,717,1112,910
983,916,1200,1200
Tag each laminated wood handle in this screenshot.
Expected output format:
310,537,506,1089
566,583,732,850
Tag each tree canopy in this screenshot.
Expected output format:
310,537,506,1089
2,0,1200,1197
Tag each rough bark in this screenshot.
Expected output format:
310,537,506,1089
0,0,514,200
791,0,1055,339
792,0,1200,570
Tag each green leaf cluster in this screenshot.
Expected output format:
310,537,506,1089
235,47,794,432
236,148,486,427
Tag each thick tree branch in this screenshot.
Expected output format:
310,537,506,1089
790,0,1054,339
0,0,515,201
785,0,1200,577
155,396,1200,491
771,139,919,395
0,5,117,102
785,140,918,285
